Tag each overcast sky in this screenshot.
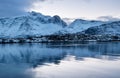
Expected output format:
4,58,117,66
0,0,120,19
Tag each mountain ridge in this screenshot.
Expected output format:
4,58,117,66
0,11,67,38
0,11,120,42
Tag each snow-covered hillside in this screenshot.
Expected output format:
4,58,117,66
84,21,120,35
0,11,120,40
56,19,105,34
0,11,67,38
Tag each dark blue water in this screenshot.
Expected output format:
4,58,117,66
0,42,120,78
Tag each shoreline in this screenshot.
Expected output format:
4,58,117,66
0,39,120,44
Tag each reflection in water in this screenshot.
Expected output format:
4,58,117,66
0,42,120,78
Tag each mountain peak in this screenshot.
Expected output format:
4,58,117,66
0,11,68,38
29,11,43,16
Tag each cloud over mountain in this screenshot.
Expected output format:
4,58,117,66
0,0,45,17
98,16,120,22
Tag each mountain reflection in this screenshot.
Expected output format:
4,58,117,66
0,42,120,67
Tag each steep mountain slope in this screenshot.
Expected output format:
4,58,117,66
0,11,120,41
0,11,67,38
57,19,105,34
84,21,120,35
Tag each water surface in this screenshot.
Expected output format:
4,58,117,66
0,42,120,78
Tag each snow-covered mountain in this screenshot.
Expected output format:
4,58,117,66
56,19,105,34
84,21,120,35
0,11,67,38
0,11,120,40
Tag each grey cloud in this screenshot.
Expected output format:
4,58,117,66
98,16,120,21
82,0,92,3
0,0,45,17
62,18,76,24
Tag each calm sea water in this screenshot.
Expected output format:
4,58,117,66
0,42,120,78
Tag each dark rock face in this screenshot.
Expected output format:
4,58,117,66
85,28,99,35
49,15,67,27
